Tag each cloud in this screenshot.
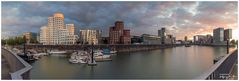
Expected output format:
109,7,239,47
1,1,238,40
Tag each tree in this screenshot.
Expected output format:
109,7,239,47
2,39,6,45
230,39,236,45
30,38,38,43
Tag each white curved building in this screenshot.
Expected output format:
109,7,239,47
40,12,78,45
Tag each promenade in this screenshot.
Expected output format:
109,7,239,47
196,49,238,80
1,54,11,79
1,48,32,80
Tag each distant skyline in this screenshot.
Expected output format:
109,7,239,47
2,1,238,40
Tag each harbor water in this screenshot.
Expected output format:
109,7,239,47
30,45,232,79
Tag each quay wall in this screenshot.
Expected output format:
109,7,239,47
24,44,183,53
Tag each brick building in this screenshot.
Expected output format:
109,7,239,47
109,21,131,44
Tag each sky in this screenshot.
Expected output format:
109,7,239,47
1,1,238,40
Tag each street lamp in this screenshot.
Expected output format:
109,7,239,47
23,36,26,56
91,41,94,64
227,39,229,54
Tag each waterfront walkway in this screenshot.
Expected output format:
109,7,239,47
1,48,32,80
229,62,238,80
213,50,238,79
1,54,11,79
196,49,238,80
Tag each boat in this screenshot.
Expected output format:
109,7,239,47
94,50,104,56
33,55,40,60
69,59,79,64
49,50,67,54
79,59,87,64
69,51,88,64
102,48,117,54
110,51,117,54
34,53,48,56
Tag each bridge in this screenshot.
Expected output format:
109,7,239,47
195,49,238,80
1,48,32,80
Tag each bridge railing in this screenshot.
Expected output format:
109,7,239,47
194,48,237,80
2,48,32,80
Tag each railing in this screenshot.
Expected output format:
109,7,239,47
2,48,32,80
194,49,237,80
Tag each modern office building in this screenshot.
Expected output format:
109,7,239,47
164,35,175,44
142,34,161,44
158,28,175,44
224,29,232,41
213,28,224,43
79,29,101,45
131,36,143,44
158,28,166,44
39,12,78,45
109,21,131,44
193,34,214,44
206,34,213,44
193,35,207,44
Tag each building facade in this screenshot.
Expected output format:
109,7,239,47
40,26,49,45
79,29,101,45
109,21,131,44
193,34,213,44
164,35,175,44
142,34,161,44
158,28,166,44
66,24,75,35
23,32,32,41
158,28,175,44
39,12,78,45
224,29,232,41
213,28,224,43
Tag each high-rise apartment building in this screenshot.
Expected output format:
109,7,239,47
109,21,131,44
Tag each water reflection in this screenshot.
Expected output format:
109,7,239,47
30,45,232,79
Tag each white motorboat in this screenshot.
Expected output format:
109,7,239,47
34,53,48,56
79,59,87,64
49,50,67,54
103,55,111,58
94,51,104,56
110,51,117,54
69,59,79,63
69,51,89,64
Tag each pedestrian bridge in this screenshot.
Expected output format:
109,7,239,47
1,48,32,80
